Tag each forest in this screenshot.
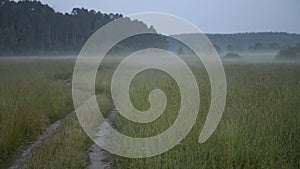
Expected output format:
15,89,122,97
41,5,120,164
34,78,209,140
0,0,162,56
1,0,300,57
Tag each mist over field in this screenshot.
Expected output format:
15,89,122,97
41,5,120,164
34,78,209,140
0,0,299,169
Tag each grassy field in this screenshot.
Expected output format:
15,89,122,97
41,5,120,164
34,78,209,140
0,58,76,168
110,64,300,169
0,58,115,168
19,94,114,169
0,58,299,168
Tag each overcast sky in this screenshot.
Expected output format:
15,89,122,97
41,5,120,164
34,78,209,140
39,0,300,34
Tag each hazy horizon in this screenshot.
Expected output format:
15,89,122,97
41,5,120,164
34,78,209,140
30,0,300,34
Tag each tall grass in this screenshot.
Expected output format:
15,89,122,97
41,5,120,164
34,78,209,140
1,58,299,169
20,114,90,169
110,64,300,169
0,58,115,168
0,58,74,167
19,93,114,169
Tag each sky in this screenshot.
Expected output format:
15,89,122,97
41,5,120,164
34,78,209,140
38,0,300,34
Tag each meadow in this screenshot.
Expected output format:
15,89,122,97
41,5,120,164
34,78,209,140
0,58,114,168
0,58,75,168
109,63,300,169
0,57,299,169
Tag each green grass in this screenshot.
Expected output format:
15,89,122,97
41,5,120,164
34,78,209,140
110,64,300,169
19,94,114,169
0,58,75,168
0,57,114,168
20,114,90,169
0,57,299,169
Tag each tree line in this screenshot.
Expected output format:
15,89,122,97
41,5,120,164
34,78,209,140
1,0,300,57
0,0,166,56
